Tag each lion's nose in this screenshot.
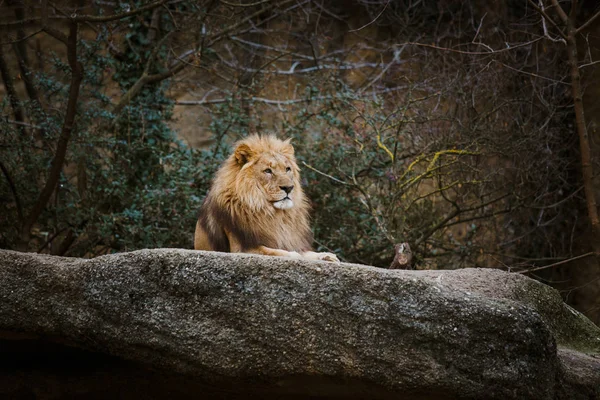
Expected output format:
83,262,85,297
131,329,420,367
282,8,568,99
280,185,294,194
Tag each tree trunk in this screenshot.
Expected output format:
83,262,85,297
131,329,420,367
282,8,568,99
566,16,600,260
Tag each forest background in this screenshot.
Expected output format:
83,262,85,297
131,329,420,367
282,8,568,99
1,0,600,324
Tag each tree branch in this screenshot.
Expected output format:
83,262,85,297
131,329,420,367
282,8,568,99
527,0,568,41
9,0,45,139
112,29,184,115
70,0,171,23
42,26,69,45
176,95,335,106
414,194,511,247
576,9,600,34
207,0,298,46
0,0,171,27
0,44,26,136
549,0,569,24
517,252,595,274
0,160,24,225
396,38,543,55
220,0,272,7
22,20,84,241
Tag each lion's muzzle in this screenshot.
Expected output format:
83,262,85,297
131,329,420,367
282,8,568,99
273,197,294,210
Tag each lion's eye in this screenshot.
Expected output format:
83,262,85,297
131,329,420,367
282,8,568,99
286,167,291,172
264,168,273,174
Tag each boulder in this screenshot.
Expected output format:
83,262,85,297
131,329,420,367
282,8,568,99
0,249,598,399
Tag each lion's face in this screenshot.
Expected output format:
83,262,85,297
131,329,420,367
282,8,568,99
230,136,303,212
250,154,298,210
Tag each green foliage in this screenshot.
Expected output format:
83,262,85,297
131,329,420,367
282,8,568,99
0,4,211,256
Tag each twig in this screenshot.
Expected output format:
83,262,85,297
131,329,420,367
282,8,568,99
472,13,487,43
174,88,407,106
349,0,390,32
517,252,595,274
208,0,298,45
301,161,350,185
496,60,569,84
527,0,567,41
1,119,45,130
579,60,600,69
36,227,68,253
0,29,43,45
60,0,171,23
220,0,272,6
577,9,600,34
397,38,543,55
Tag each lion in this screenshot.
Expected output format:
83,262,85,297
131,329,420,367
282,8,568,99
194,134,339,262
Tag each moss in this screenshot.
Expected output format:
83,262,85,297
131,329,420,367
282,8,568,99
515,279,600,355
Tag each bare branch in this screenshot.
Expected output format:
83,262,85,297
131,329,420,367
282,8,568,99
10,1,44,138
397,38,543,55
349,0,390,32
23,20,84,239
0,0,171,27
359,45,405,93
1,118,44,130
496,60,569,84
0,29,43,46
174,87,407,106
415,194,511,247
301,161,351,186
577,9,600,34
219,0,272,6
0,160,24,225
0,17,41,28
517,252,595,274
42,26,69,45
0,44,26,136
70,0,171,23
208,0,299,45
527,0,567,41
579,60,600,69
549,0,569,24
216,56,395,74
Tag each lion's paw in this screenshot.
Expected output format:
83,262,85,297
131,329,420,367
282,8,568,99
303,251,339,263
318,252,340,263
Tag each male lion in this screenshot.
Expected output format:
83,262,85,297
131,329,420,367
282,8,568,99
194,135,339,262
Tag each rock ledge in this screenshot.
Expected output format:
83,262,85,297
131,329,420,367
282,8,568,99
0,249,599,399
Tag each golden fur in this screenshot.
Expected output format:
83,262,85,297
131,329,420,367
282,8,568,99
194,135,339,262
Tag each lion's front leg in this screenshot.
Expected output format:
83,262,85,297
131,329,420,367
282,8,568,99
252,245,303,259
250,246,339,263
225,231,303,259
301,251,340,263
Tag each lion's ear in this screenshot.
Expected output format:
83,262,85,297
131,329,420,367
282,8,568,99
234,143,253,165
281,138,295,157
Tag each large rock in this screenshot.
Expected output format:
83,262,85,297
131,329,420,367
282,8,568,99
0,249,598,399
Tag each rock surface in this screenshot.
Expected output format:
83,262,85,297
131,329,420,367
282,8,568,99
0,248,599,399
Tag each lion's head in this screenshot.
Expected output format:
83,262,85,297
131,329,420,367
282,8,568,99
221,135,306,213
